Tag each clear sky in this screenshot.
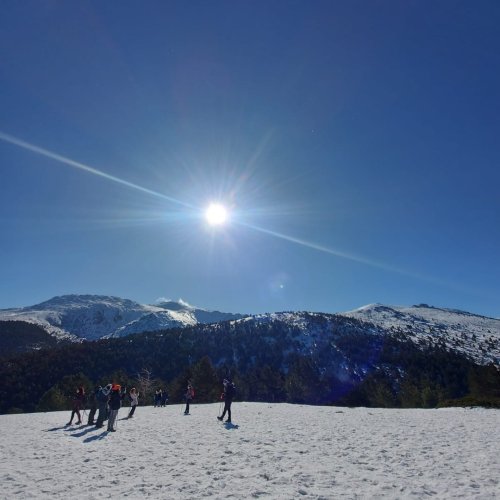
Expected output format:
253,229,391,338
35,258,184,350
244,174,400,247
1,1,499,317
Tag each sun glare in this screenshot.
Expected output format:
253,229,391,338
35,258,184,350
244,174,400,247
205,203,228,226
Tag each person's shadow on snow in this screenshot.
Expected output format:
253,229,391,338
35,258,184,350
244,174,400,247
45,426,68,432
71,426,100,438
224,422,239,430
83,431,109,443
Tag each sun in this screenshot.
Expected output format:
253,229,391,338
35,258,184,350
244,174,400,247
205,203,228,226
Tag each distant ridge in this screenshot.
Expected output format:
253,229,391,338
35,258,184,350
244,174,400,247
0,294,247,344
0,295,498,366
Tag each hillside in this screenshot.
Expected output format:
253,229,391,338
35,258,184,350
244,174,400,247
1,296,498,369
342,303,500,366
0,321,70,357
1,312,498,414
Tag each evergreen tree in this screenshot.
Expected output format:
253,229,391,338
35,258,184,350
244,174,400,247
191,356,219,403
37,386,67,412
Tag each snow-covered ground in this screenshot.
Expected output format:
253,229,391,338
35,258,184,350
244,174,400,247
1,403,498,499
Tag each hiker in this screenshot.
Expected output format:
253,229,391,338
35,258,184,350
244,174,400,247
128,387,139,418
161,389,169,407
87,385,99,425
67,386,85,425
107,384,125,432
95,384,111,428
184,383,194,415
217,379,235,424
154,389,162,407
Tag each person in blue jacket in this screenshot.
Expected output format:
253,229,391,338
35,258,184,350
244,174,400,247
107,384,125,432
95,384,111,428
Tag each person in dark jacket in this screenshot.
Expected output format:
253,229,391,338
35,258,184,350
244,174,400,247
154,389,162,408
184,383,194,415
87,386,99,425
67,386,85,425
217,379,235,423
95,384,111,428
107,384,125,432
161,389,169,407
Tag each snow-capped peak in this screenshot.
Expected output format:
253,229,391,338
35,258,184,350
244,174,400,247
342,303,500,365
0,294,245,341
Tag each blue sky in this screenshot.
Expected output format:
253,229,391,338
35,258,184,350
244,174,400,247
1,1,499,317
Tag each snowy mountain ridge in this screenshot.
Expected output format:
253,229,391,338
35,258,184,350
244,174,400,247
0,296,498,366
343,303,499,366
0,294,246,341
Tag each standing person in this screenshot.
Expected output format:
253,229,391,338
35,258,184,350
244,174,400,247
128,388,139,418
217,379,235,424
154,389,162,408
161,389,168,407
107,384,124,432
95,384,111,428
87,385,99,425
184,382,194,415
67,386,85,425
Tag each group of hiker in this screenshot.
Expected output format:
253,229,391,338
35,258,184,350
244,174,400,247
67,383,139,431
66,378,235,431
153,388,169,407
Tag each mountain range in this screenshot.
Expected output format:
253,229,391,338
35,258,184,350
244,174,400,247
1,295,499,414
0,295,498,366
0,295,246,352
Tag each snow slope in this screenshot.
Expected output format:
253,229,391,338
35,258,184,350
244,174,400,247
343,304,500,366
1,403,498,499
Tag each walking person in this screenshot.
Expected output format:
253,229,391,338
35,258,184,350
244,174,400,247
184,382,194,415
107,384,124,432
67,386,85,425
128,388,139,418
217,379,235,424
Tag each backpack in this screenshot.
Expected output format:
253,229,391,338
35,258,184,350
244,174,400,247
96,388,108,403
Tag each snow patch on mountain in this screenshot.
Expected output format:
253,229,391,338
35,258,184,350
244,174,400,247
109,310,197,338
